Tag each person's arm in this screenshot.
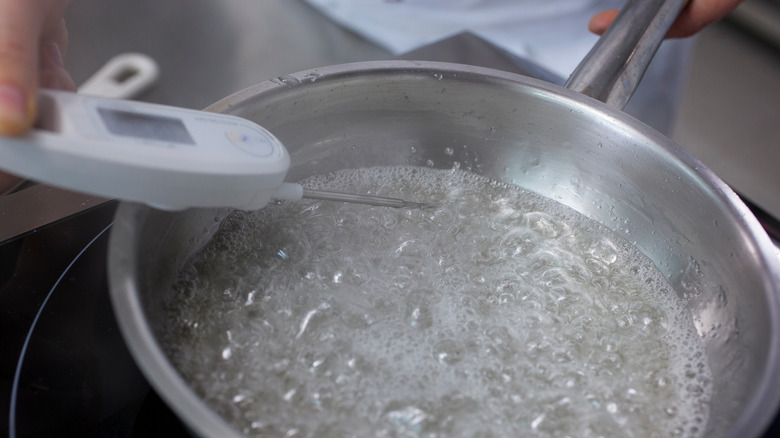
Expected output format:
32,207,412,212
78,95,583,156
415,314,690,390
589,0,747,38
0,0,74,137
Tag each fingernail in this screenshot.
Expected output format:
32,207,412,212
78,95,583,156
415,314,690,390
0,84,26,117
0,85,31,135
43,41,64,68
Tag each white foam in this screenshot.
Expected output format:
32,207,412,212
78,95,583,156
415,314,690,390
164,166,711,437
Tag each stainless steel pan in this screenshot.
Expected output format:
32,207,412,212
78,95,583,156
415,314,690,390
108,0,780,436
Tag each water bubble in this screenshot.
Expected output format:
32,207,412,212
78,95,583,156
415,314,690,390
386,406,429,434
586,236,619,264
433,339,463,365
272,75,302,87
302,72,324,83
245,290,256,306
405,300,433,329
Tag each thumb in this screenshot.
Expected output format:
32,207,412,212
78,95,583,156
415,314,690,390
0,3,40,136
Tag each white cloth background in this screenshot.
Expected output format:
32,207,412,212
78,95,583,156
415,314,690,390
302,0,695,134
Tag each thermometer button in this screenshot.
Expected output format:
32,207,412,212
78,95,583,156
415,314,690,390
226,129,276,157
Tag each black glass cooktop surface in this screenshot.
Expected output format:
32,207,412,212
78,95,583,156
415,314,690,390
0,203,190,437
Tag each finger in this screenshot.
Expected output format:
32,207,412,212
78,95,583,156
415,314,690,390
0,1,42,135
588,9,619,36
39,40,76,91
38,16,73,90
667,0,746,38
589,1,746,39
43,17,69,58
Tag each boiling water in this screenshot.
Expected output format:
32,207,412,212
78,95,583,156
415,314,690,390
164,167,711,438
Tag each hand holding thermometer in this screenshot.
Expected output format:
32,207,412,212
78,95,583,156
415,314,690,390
0,89,432,210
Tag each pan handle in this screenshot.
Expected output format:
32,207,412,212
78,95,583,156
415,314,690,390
564,0,687,109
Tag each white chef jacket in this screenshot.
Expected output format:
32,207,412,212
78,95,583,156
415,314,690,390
302,0,695,134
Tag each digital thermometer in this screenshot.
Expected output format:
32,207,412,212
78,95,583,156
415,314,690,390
0,89,300,210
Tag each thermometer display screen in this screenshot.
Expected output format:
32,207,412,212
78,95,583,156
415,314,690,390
98,107,195,145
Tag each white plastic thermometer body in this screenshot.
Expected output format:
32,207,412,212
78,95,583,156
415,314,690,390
0,89,299,210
